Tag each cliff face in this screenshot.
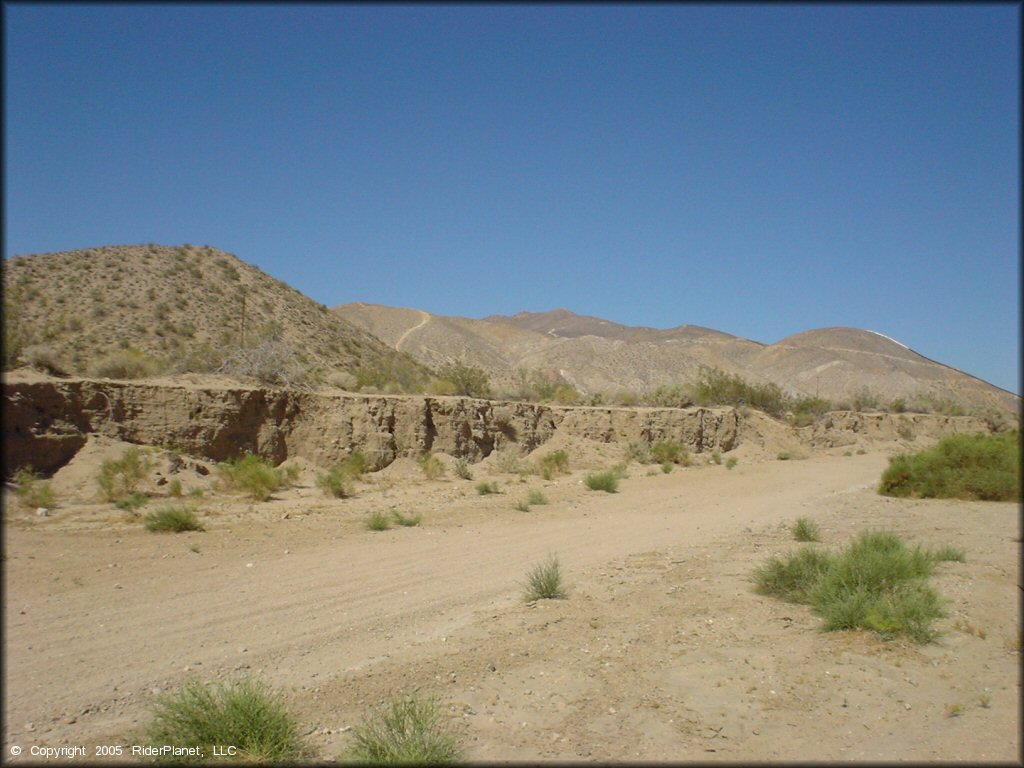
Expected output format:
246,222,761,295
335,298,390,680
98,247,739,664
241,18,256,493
2,375,1001,475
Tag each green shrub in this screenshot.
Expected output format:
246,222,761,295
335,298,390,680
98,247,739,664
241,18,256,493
391,510,421,527
98,447,152,502
536,449,570,479
116,492,150,511
660,461,674,474
585,471,619,493
317,466,354,499
792,517,822,543
348,694,461,765
753,547,835,604
453,458,473,480
89,348,164,379
354,353,430,394
644,384,692,409
689,366,789,417
475,481,500,495
217,454,286,502
524,555,567,600
435,360,492,398
341,449,369,478
651,440,688,465
725,457,738,470
12,468,55,508
527,489,548,505
144,506,204,533
930,544,966,563
367,511,391,531
878,431,1020,501
418,452,445,480
168,478,183,497
623,441,651,463
144,677,307,762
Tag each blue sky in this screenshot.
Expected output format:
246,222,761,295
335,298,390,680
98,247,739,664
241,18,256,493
4,4,1020,393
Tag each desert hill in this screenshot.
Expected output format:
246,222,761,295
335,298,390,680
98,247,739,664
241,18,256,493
2,244,429,387
335,305,1019,414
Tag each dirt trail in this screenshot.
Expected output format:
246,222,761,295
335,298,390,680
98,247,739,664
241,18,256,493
394,310,431,351
3,453,1019,762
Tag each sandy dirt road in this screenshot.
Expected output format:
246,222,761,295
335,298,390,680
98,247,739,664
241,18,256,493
3,452,1020,762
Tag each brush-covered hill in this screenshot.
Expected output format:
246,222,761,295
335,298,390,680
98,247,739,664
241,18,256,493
2,244,429,389
335,305,1019,414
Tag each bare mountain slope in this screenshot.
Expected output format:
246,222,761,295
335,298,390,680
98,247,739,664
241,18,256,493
3,244,427,385
335,305,1018,413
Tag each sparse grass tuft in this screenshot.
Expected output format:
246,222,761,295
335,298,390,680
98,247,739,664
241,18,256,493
12,468,55,508
168,478,183,497
527,489,548,505
367,511,392,531
753,547,835,604
144,506,204,533
660,461,674,474
418,452,446,480
585,471,619,493
391,509,421,527
144,677,307,762
98,447,151,502
116,492,150,512
475,481,500,495
317,466,354,499
711,450,722,465
536,449,570,479
792,517,822,543
930,545,966,563
725,457,738,470
524,555,567,600
348,694,461,765
879,431,1020,501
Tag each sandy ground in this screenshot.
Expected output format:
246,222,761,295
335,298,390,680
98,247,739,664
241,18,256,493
2,447,1020,763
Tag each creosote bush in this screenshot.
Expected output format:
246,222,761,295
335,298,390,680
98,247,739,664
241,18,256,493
144,506,204,533
348,694,461,765
144,677,307,762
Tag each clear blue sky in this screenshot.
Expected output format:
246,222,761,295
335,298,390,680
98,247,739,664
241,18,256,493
4,4,1020,394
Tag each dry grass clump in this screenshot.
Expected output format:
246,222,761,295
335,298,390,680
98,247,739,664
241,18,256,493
585,470,619,493
792,517,822,542
417,452,445,480
535,449,570,480
98,447,151,502
144,506,204,533
317,450,369,498
89,348,164,379
524,555,567,600
475,481,500,495
217,454,295,502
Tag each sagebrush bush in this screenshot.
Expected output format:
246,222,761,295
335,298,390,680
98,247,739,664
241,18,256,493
585,471,619,493
144,505,204,533
878,431,1020,501
348,694,461,765
12,468,55,508
98,447,151,502
144,677,307,762
524,555,567,600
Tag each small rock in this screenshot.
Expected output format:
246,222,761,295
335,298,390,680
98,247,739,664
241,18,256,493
239,647,248,654
113,583,122,590
36,508,49,517
25,722,35,732
904,703,912,710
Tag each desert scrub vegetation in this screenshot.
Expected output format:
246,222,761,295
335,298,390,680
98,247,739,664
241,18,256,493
317,452,367,499
354,353,429,394
367,511,391,531
433,360,493,398
144,677,308,763
98,447,152,502
453,458,473,480
475,481,500,495
753,529,956,643
492,447,530,475
535,449,570,479
417,452,446,480
878,431,1020,501
524,555,567,600
725,457,739,469
217,454,295,502
88,348,165,379
116,491,150,512
651,440,690,466
527,489,548,505
391,509,421,527
585,470,619,493
11,468,55,509
144,505,204,533
792,517,822,543
347,693,461,765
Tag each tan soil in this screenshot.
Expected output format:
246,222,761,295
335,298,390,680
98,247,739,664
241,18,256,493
3,449,1019,763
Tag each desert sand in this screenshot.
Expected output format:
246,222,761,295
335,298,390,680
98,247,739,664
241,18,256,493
2,440,1019,763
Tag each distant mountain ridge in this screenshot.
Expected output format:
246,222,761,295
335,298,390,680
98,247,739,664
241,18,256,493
336,304,1019,413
